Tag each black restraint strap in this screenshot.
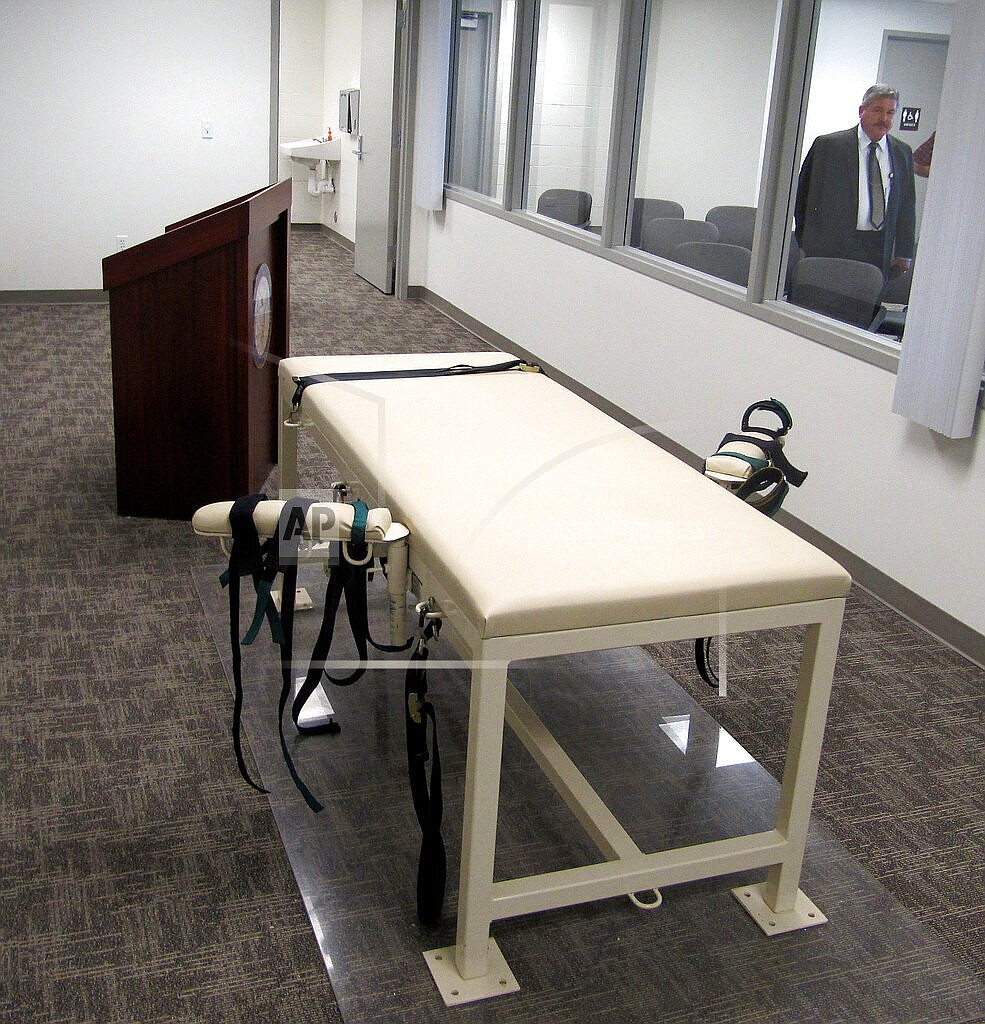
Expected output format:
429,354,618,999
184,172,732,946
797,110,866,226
221,493,271,794
220,495,416,814
740,397,793,439
273,497,325,812
694,466,790,688
695,636,719,689
241,550,285,648
404,623,446,926
291,358,532,410
737,465,789,517
292,555,362,711
278,499,416,810
291,501,413,723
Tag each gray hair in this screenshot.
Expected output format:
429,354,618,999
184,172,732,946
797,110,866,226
861,84,900,106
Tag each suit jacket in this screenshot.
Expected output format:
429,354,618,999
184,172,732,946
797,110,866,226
794,126,915,274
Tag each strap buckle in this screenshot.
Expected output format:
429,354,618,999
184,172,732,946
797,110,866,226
415,598,443,653
407,690,424,725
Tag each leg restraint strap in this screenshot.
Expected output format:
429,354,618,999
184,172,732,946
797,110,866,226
220,493,273,794
695,398,807,688
404,619,446,926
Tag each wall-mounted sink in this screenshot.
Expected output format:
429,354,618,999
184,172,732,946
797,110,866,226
279,137,342,165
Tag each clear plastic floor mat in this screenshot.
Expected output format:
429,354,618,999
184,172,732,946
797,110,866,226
193,563,984,1024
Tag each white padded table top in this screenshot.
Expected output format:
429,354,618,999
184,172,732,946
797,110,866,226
281,352,850,640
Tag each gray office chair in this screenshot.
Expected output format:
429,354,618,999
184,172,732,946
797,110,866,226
874,263,913,338
641,218,719,259
789,257,885,330
630,198,684,247
705,205,758,249
671,241,752,286
536,188,592,229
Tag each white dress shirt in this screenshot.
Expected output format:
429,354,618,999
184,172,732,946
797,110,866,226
857,126,891,231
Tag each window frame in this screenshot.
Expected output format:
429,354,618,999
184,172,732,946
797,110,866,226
443,0,927,376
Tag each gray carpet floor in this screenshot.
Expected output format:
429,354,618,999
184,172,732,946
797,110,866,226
1,229,982,1023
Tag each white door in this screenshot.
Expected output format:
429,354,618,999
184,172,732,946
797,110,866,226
354,0,402,294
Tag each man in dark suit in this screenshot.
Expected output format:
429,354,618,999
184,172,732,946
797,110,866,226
795,84,915,280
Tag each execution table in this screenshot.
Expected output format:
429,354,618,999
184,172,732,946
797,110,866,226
275,351,851,1005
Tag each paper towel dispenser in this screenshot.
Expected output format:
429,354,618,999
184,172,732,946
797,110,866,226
339,89,359,135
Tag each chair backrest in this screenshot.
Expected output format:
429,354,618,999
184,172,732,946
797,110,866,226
671,241,752,286
536,188,592,229
790,257,885,329
631,198,684,246
705,205,758,249
641,218,719,259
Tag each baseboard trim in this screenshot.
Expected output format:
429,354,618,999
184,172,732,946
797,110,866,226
415,286,984,670
0,289,107,304
322,224,355,253
772,511,985,669
292,222,355,253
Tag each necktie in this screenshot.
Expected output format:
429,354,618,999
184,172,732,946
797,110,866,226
868,141,885,230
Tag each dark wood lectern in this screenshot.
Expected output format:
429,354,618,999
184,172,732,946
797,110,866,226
102,179,292,519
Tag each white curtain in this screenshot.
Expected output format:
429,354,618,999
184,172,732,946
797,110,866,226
413,0,453,211
891,0,985,438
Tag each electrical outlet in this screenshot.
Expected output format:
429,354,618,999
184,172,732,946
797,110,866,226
116,235,128,251
201,120,214,140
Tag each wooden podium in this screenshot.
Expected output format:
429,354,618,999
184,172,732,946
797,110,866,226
102,179,292,519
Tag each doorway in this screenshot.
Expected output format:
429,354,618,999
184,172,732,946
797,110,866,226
878,30,949,236
275,0,412,297
448,3,501,195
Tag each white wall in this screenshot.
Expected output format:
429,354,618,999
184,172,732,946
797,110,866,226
280,0,361,237
421,200,985,637
279,0,328,223
324,0,364,239
0,0,273,291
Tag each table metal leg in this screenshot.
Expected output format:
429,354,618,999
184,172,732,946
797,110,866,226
424,650,521,1004
385,537,409,648
732,600,844,933
278,385,300,498
455,654,508,979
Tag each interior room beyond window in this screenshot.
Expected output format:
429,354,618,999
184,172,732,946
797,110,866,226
631,0,779,289
444,0,957,349
525,0,620,231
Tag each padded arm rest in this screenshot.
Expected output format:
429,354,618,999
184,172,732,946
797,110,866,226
192,499,404,544
704,428,776,485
